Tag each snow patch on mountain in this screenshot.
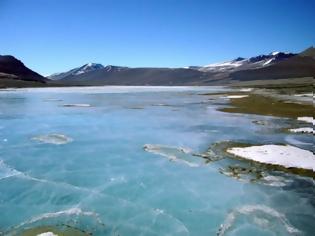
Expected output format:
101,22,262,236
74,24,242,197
74,63,104,75
198,58,247,72
263,58,274,66
48,63,104,80
271,51,280,56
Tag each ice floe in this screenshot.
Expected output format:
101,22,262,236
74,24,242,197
29,208,99,223
219,165,293,187
289,127,313,134
62,103,91,107
217,205,300,236
239,88,253,92
226,95,248,99
294,93,313,97
44,98,63,102
32,134,73,145
261,175,293,187
227,144,315,171
143,144,202,167
297,116,314,125
14,207,103,230
8,207,105,236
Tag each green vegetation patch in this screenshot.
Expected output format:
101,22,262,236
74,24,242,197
219,94,314,118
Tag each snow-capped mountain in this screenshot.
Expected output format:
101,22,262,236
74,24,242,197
103,65,128,72
46,47,313,86
74,63,104,75
248,52,295,64
48,63,104,80
192,51,296,73
193,57,247,72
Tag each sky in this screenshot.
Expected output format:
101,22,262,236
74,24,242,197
0,0,314,75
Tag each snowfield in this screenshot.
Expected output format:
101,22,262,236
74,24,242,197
297,116,315,125
227,144,315,171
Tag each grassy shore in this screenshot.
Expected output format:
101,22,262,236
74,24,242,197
208,81,314,118
219,94,314,118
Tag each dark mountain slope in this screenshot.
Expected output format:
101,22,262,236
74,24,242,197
54,50,305,86
298,46,315,59
0,55,47,83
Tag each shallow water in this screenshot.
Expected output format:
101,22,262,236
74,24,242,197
0,86,314,236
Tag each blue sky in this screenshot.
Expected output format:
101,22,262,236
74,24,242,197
0,0,314,75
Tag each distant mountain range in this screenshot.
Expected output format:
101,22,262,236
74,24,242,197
1,47,314,88
188,51,296,73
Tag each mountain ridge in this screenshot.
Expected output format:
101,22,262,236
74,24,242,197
1,46,314,88
0,55,46,82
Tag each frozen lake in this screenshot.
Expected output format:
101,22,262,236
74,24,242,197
0,86,314,235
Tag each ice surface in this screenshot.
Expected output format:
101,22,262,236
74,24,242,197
0,86,314,235
0,160,22,180
217,205,300,236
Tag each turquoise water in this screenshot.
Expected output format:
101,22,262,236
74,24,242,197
0,86,314,236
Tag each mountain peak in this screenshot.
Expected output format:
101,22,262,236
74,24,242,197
48,62,104,80
85,62,103,67
74,63,104,75
233,57,246,62
270,51,280,56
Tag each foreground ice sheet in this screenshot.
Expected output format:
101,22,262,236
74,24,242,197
0,86,314,236
227,144,315,171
